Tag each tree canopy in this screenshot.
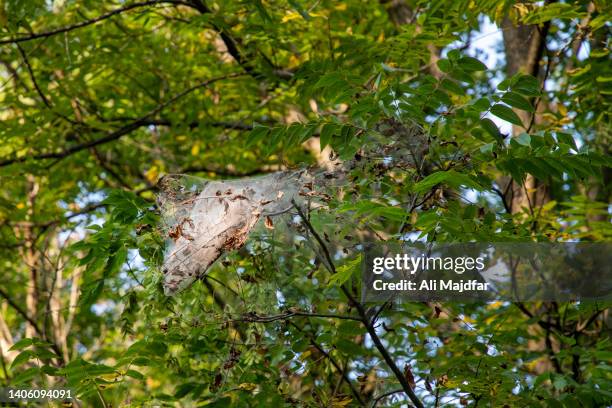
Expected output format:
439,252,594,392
0,0,610,407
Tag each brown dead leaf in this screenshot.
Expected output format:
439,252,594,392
403,364,416,389
264,216,274,230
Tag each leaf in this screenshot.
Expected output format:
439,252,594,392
472,97,490,111
314,72,342,88
515,133,531,146
490,104,524,127
320,123,338,149
553,375,568,390
513,75,541,96
441,79,465,95
501,91,534,112
9,338,34,351
11,350,35,369
12,367,39,385
480,118,500,139
557,132,577,150
414,170,483,193
125,369,145,380
437,58,452,73
328,255,362,286
457,56,487,72
247,125,269,147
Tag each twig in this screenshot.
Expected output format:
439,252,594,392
289,321,365,406
0,1,191,45
371,388,403,407
0,73,244,167
0,287,64,365
291,200,425,408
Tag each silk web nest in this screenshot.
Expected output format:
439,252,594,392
157,119,428,296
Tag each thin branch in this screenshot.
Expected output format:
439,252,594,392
292,200,425,408
0,287,64,364
236,311,362,323
0,1,192,45
371,388,404,407
16,43,51,108
186,0,263,80
0,288,41,336
0,72,244,167
289,321,365,406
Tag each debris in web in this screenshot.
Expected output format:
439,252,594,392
157,119,428,295
157,170,325,295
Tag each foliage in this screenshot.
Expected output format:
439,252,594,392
0,0,610,407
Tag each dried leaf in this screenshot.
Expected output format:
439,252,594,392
264,216,274,229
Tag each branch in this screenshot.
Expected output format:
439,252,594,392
16,44,50,108
185,0,292,81
0,287,40,335
371,388,404,407
149,119,254,131
0,72,244,167
0,1,191,45
0,287,64,364
187,0,266,80
291,200,425,408
236,311,362,323
289,321,365,406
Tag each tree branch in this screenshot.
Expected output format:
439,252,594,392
371,388,404,407
292,200,425,408
0,72,244,167
185,0,292,81
236,311,362,323
289,321,366,406
0,1,192,45
0,287,64,364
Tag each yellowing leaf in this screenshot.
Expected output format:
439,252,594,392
191,142,200,156
146,166,159,183
238,382,257,391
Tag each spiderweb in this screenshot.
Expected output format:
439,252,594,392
157,119,428,295
157,170,323,295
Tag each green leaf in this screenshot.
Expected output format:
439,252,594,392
557,132,577,150
553,375,568,390
501,91,534,112
457,56,487,72
436,58,452,73
247,125,269,147
480,118,500,139
441,79,464,95
9,338,34,351
513,75,541,96
414,170,482,193
11,350,35,369
472,97,490,111
12,367,39,385
320,123,338,149
125,369,145,380
515,133,531,146
447,49,460,61
490,104,524,127
328,255,362,287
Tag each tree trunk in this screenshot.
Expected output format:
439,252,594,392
501,15,551,214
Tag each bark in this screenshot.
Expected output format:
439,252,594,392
500,12,552,214
501,5,559,376
23,175,40,339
